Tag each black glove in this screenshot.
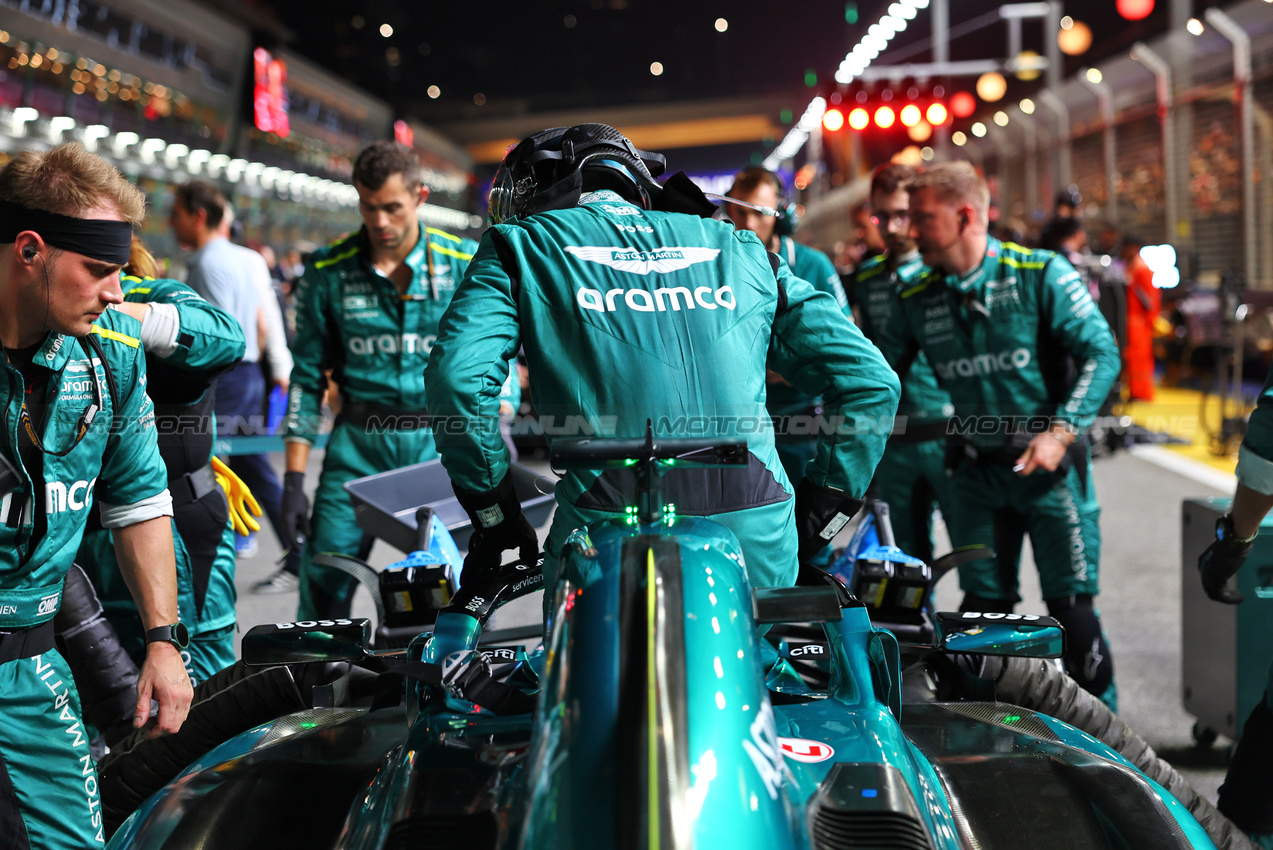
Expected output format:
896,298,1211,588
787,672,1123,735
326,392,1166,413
793,478,864,565
1198,515,1254,605
280,470,311,552
454,475,539,577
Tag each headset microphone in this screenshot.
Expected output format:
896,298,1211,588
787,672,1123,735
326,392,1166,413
706,194,778,218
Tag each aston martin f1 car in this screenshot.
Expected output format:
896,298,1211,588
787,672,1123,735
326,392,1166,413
102,436,1251,850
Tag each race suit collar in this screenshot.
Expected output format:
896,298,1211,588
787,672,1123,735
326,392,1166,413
34,330,76,372
945,235,1000,294
579,189,631,206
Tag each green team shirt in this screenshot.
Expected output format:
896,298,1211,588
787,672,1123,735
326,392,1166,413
767,236,848,417
78,276,246,634
425,190,899,506
878,236,1120,449
850,251,953,426
283,223,481,444
0,311,170,628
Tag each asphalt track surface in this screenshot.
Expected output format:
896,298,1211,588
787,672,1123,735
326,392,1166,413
233,448,1234,803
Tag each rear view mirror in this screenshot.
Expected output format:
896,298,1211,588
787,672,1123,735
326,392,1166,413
243,618,371,666
934,612,1064,659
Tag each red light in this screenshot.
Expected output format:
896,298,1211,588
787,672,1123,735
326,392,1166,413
950,92,976,118
822,107,845,132
848,107,870,130
1116,0,1153,20
899,104,922,127
926,102,949,125
874,105,896,129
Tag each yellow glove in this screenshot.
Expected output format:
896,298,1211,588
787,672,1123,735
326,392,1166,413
211,457,262,537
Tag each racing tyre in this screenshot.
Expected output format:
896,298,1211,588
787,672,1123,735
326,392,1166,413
984,655,1256,850
98,659,352,837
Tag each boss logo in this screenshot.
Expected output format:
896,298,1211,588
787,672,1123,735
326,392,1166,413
273,619,354,629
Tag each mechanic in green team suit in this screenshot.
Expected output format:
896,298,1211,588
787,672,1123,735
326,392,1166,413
76,243,248,687
875,161,1121,709
425,124,899,612
848,163,955,566
281,141,485,619
0,143,191,850
1197,360,1273,847
724,167,848,486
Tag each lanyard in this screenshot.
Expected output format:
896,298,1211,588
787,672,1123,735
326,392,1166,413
8,337,102,458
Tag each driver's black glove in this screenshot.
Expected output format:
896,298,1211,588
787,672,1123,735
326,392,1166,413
454,474,539,576
280,470,311,552
794,478,863,565
1198,514,1254,605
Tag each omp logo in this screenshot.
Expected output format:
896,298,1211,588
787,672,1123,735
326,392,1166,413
577,284,736,314
46,478,96,514
935,348,1031,381
564,245,720,275
347,333,435,355
37,593,60,616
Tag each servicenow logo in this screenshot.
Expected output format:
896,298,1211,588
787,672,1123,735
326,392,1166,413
577,285,736,313
935,348,1031,380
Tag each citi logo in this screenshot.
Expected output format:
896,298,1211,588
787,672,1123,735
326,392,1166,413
46,478,96,514
577,285,736,314
935,348,1031,380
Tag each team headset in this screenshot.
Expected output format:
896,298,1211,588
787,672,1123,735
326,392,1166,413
709,171,800,236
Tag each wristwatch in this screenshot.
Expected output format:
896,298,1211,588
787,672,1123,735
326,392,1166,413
1218,514,1259,546
145,622,190,650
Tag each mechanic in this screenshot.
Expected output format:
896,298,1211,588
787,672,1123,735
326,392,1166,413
1197,362,1273,847
76,239,249,687
0,143,192,850
724,167,848,487
281,141,483,619
848,163,955,565
425,123,899,619
877,161,1121,709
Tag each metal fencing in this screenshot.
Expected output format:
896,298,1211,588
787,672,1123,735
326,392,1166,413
963,0,1273,288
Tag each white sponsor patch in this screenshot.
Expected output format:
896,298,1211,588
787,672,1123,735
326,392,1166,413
564,245,721,275
779,737,835,763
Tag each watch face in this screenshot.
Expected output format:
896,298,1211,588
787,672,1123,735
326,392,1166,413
173,621,190,649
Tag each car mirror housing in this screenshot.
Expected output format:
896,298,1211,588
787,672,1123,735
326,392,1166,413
243,618,372,666
934,611,1064,659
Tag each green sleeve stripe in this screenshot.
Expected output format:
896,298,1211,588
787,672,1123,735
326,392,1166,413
900,279,930,298
431,243,474,262
90,325,140,348
426,227,463,243
313,245,360,269
999,256,1048,270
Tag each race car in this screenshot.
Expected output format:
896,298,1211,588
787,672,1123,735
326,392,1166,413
101,435,1250,850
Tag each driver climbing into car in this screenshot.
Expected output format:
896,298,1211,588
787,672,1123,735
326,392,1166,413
425,123,900,623
0,143,192,850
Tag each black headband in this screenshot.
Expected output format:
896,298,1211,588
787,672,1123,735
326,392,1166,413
0,202,133,265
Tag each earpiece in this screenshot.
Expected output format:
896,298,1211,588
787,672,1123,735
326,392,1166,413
21,245,36,263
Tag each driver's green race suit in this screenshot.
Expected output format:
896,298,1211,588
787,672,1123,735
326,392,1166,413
875,236,1120,602
426,190,900,599
76,276,245,686
849,250,955,564
0,311,171,850
285,223,508,618
766,235,848,484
